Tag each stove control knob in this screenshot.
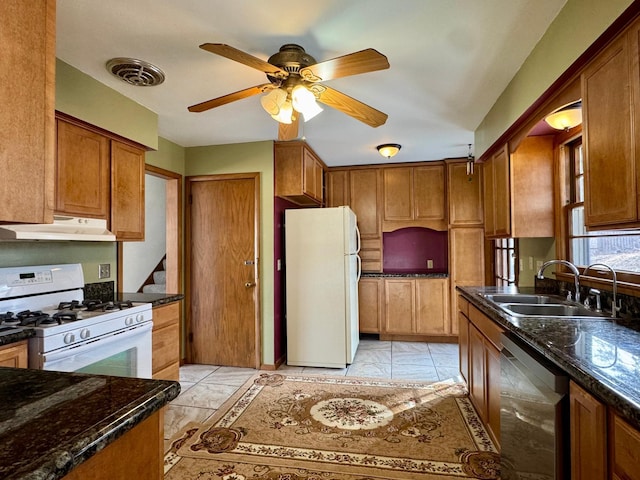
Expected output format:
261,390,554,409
125,316,134,326
136,313,145,323
80,328,90,339
64,333,75,344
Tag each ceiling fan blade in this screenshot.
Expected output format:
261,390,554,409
278,115,300,141
199,43,288,78
315,85,388,127
300,49,389,82
188,84,273,112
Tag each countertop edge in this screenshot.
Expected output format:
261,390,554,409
457,286,640,431
26,378,180,480
0,329,35,347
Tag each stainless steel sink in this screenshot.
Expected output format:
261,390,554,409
483,293,556,304
499,303,607,318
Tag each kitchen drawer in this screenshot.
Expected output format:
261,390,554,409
153,361,180,381
469,304,504,350
152,322,179,374
152,302,180,329
360,238,381,250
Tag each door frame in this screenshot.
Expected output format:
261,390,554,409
185,172,261,369
117,164,183,356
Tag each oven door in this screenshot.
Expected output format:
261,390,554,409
40,322,152,378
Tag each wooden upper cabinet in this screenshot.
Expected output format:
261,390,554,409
483,137,554,238
447,160,483,226
111,141,145,240
325,170,350,207
275,141,326,206
349,169,382,239
382,163,446,229
0,0,55,224
56,119,110,219
582,24,638,228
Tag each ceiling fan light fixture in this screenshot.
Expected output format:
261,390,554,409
545,101,582,131
291,85,323,122
377,143,401,159
260,88,287,116
271,99,293,124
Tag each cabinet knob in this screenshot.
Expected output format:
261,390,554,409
245,282,256,288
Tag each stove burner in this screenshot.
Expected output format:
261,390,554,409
52,311,78,322
57,300,81,311
16,310,62,327
83,299,134,312
0,312,20,326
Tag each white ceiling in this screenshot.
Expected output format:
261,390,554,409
56,0,567,167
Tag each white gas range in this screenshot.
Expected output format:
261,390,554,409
0,264,153,378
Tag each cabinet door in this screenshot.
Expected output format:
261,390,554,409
326,170,349,207
492,145,511,237
383,279,414,334
56,119,110,218
483,157,497,236
111,141,145,240
303,149,323,202
449,227,485,286
0,341,28,368
447,161,483,226
583,31,637,227
468,323,486,418
569,381,607,480
0,0,55,224
358,277,382,333
350,169,381,239
458,310,470,384
414,165,445,221
610,411,640,480
415,278,449,335
383,167,413,220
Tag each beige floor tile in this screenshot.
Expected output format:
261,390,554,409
353,348,391,364
392,364,439,382
200,366,256,386
179,364,220,383
392,341,431,353
346,362,392,378
171,382,239,409
164,404,215,440
392,350,434,366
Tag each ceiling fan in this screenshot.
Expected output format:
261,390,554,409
187,43,390,140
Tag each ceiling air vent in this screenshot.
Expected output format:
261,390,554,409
106,57,165,86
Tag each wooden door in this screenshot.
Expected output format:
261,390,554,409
186,173,260,368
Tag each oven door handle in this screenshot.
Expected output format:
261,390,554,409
42,322,152,363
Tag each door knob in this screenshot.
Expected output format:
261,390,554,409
245,282,256,288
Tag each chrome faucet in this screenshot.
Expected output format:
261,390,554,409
583,263,618,318
536,259,581,303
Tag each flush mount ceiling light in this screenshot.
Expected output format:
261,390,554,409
106,57,165,86
545,101,582,131
377,143,401,159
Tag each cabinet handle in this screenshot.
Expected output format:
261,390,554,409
245,282,256,288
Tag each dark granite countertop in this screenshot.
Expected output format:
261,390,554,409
361,272,448,278
116,292,184,307
0,329,35,347
0,368,180,480
458,285,640,431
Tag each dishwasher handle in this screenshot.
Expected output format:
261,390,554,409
501,333,568,395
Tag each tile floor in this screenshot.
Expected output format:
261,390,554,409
164,338,461,449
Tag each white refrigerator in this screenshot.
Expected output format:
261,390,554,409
285,206,361,368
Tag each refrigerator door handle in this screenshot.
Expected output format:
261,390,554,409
355,225,361,254
357,254,362,282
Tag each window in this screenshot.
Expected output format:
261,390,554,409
494,238,517,286
566,138,640,274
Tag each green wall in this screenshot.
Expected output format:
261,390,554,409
56,59,158,150
475,0,634,157
185,141,275,366
146,137,186,174
518,238,556,287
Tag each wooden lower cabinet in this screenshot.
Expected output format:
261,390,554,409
460,300,503,447
610,410,640,480
358,277,382,333
382,278,450,338
0,340,28,368
62,409,163,480
570,381,607,480
152,302,180,381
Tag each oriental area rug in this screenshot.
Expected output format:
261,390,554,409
164,373,499,480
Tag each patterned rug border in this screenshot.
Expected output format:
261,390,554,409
168,373,499,479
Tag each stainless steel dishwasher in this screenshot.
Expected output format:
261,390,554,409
500,333,569,480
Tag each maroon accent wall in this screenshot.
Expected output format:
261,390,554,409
273,196,300,364
382,227,448,274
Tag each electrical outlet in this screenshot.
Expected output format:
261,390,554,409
427,259,434,269
519,259,524,271
98,263,111,279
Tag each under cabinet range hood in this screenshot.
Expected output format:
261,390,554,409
0,216,116,241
